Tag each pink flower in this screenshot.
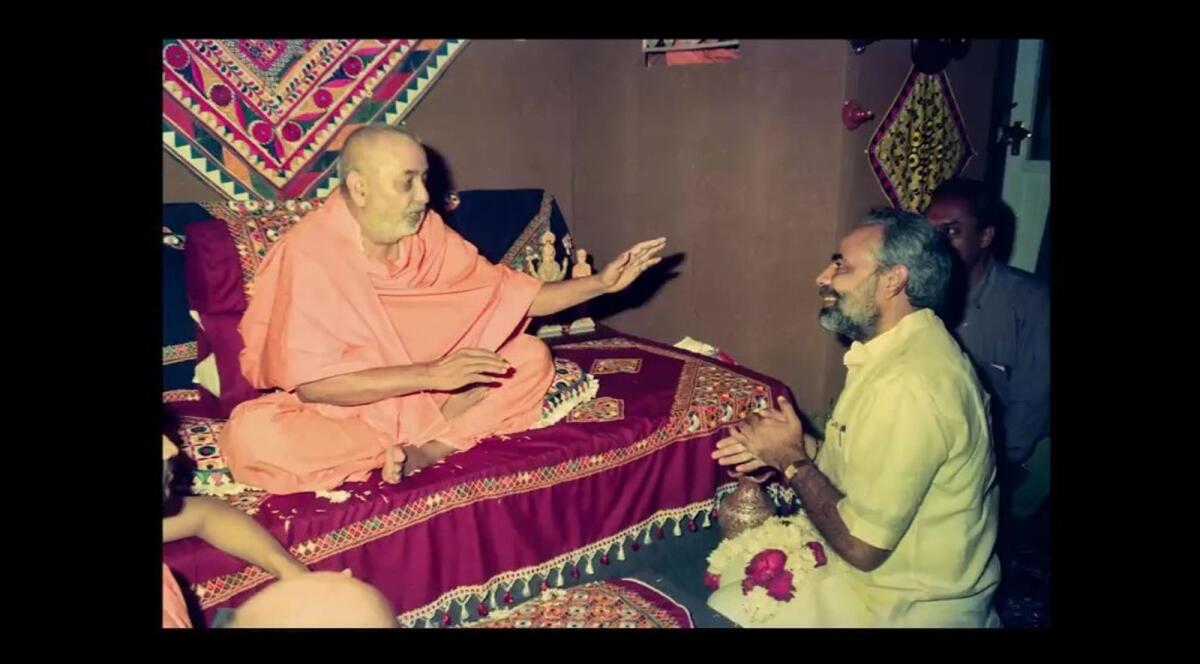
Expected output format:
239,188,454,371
741,577,756,595
764,570,795,601
745,549,788,585
704,572,721,590
806,541,828,567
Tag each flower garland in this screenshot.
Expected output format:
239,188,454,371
704,515,832,624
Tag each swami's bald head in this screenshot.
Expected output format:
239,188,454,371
337,124,430,252
337,124,421,184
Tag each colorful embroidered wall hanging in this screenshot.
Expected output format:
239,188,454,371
867,66,974,213
163,39,467,202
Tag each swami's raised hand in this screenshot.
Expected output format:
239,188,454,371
598,237,667,294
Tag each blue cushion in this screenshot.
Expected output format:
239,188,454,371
163,204,216,397
444,189,572,273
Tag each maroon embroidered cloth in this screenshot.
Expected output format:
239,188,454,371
163,330,787,626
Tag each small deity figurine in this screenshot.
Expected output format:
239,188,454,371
571,249,592,279
533,230,568,282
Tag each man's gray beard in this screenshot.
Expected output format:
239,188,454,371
818,304,879,342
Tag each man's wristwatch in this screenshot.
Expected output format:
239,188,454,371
783,458,813,482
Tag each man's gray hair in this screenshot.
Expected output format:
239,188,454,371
860,207,953,310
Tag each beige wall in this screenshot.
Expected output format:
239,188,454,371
403,40,576,223
164,150,223,202
568,40,850,417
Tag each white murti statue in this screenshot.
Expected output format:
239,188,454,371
529,230,569,283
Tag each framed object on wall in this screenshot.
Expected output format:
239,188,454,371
642,40,740,67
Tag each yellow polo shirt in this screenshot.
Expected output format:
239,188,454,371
818,308,1002,627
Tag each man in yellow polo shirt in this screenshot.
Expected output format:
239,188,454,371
710,208,1002,627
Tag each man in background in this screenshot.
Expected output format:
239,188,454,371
925,178,1050,519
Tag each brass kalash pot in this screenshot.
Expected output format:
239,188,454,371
718,474,774,539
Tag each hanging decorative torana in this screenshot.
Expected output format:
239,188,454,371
866,66,974,213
